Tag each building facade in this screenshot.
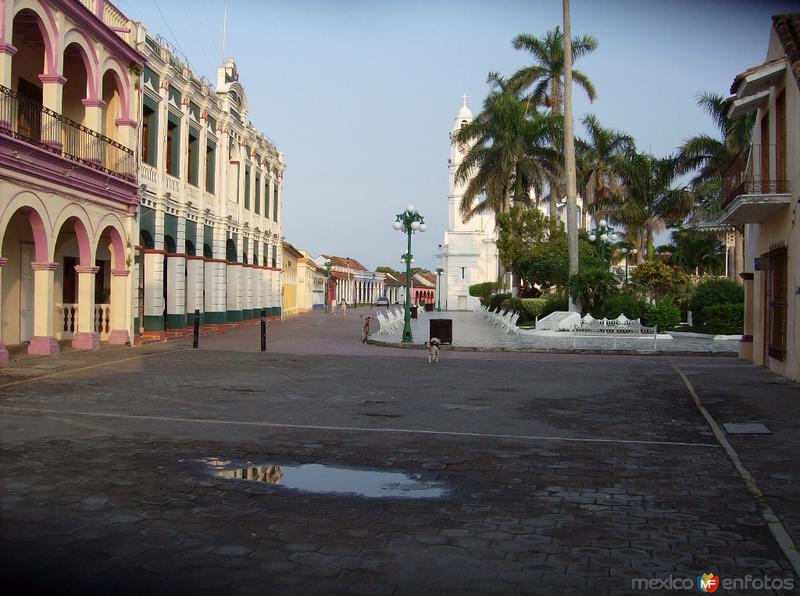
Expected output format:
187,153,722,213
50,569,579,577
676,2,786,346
134,30,285,339
0,0,143,360
319,255,385,306
721,13,799,382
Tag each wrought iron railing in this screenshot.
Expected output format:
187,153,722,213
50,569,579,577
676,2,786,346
0,84,134,180
720,144,790,209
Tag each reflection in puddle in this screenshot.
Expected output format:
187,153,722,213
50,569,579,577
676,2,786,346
204,459,447,499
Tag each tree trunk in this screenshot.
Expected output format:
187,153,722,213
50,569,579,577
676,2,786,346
563,0,579,312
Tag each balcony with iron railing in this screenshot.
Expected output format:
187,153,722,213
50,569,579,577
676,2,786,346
719,144,792,224
0,84,135,180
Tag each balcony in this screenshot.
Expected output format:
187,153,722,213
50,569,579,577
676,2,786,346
0,84,134,180
719,144,791,225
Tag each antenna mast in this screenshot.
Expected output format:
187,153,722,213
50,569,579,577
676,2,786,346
221,0,229,61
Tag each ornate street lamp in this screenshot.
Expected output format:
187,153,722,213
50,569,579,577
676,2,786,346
324,260,332,313
393,205,426,343
435,267,444,312
619,247,638,285
588,219,619,266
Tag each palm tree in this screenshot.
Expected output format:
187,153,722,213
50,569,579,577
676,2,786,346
452,77,561,222
508,27,598,223
594,151,694,261
576,114,634,211
677,92,755,278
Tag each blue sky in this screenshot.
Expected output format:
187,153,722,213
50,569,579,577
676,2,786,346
117,0,795,270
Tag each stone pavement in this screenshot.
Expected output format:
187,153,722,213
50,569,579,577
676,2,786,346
0,309,798,595
373,309,739,354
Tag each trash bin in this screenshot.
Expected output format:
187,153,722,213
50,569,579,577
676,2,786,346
424,303,434,312
410,306,418,319
430,319,453,345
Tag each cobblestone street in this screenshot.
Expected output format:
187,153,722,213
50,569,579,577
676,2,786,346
1,310,798,595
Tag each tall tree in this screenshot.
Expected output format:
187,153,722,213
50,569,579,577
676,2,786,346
509,27,598,225
576,114,634,209
452,77,560,221
594,152,694,261
677,92,755,279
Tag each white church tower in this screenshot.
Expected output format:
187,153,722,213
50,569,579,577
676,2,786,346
437,98,500,310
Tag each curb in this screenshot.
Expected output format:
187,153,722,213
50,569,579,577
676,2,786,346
365,338,737,357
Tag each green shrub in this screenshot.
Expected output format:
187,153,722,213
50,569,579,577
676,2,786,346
689,278,744,328
499,297,548,324
631,260,690,301
569,268,617,313
487,292,511,311
540,293,569,317
470,282,500,299
594,293,650,320
642,300,681,331
700,303,744,335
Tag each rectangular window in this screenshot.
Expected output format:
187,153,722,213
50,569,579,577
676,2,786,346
766,247,787,361
776,90,786,193
760,115,769,193
188,128,199,186
460,267,466,280
205,141,216,193
141,104,157,166
166,115,180,178
254,174,261,214
272,245,277,268
263,243,268,266
244,167,251,210
265,178,270,216
273,185,279,221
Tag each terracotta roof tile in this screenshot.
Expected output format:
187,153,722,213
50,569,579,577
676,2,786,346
321,255,368,271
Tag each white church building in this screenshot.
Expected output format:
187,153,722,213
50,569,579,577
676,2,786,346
437,100,500,311
437,98,587,310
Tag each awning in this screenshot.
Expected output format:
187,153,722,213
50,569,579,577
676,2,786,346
728,89,769,119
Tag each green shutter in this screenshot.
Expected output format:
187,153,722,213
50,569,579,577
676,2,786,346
244,167,250,210
254,174,260,214
206,141,216,193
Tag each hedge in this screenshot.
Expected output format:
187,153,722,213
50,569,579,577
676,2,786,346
689,278,744,329
469,282,500,299
700,303,744,335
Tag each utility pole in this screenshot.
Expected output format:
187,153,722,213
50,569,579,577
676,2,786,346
563,0,580,312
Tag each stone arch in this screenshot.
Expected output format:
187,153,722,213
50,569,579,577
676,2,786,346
99,55,130,120
51,206,93,267
62,28,99,99
93,214,127,270
11,0,58,75
0,190,51,262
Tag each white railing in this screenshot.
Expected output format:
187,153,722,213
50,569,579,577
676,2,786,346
140,163,158,190
56,303,111,341
165,174,181,193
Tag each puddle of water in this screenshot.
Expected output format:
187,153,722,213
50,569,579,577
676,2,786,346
203,459,447,499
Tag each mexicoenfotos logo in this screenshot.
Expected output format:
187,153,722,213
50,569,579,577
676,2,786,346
697,572,720,593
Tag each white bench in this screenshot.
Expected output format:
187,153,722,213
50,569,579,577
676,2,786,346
572,314,658,349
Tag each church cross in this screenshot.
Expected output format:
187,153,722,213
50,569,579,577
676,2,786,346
461,94,469,107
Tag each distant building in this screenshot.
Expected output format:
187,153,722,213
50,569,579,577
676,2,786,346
318,255,384,306
281,242,303,318
720,13,799,382
134,28,285,339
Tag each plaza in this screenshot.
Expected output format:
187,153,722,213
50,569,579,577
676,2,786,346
0,309,798,594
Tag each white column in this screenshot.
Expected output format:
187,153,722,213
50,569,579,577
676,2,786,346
28,262,59,355
108,268,130,344
0,258,9,364
72,265,100,350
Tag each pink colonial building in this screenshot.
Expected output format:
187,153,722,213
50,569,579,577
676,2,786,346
0,0,143,361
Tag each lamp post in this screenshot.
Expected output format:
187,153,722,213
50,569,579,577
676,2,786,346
393,205,426,343
588,219,618,266
620,247,638,285
324,260,332,313
436,267,443,311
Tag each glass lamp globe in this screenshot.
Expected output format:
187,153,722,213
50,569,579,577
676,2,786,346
419,223,427,232
599,219,607,228
600,233,608,241
411,221,420,231
588,234,596,242
392,221,402,231
407,204,415,213
621,247,628,254
611,233,618,241
632,248,639,255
